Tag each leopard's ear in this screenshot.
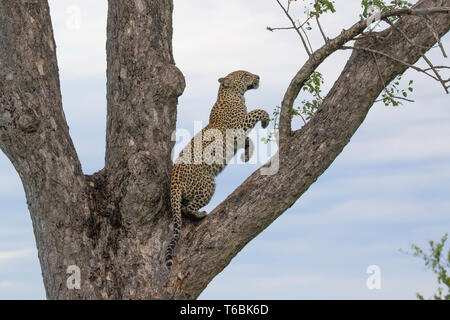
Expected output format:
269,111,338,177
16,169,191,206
218,77,232,88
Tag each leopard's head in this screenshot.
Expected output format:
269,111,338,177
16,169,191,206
218,70,260,94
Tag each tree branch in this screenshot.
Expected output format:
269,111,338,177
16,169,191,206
0,0,87,298
424,15,448,56
315,0,329,44
381,15,449,93
105,0,186,224
278,4,450,140
342,45,449,93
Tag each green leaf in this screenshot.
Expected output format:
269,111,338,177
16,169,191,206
404,233,449,300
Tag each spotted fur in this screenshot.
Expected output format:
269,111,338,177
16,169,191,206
165,71,270,268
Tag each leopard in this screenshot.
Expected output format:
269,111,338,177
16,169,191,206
165,70,270,268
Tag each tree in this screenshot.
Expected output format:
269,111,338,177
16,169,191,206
0,0,449,299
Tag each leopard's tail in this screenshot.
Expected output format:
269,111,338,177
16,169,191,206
165,188,182,268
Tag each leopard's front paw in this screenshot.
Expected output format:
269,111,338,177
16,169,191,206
261,113,270,129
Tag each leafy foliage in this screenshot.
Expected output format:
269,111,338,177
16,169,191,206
286,0,336,14
263,72,324,143
285,0,336,30
379,75,414,107
310,0,336,16
296,71,324,120
261,106,280,144
360,0,413,20
403,233,450,300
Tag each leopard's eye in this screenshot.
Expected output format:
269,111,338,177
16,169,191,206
243,74,251,82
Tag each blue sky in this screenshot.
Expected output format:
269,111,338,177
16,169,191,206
0,0,449,299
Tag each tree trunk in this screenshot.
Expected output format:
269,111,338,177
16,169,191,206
0,0,448,299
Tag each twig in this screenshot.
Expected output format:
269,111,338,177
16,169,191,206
344,45,449,94
299,14,315,29
299,112,307,125
342,45,440,82
275,0,312,56
422,54,449,93
379,16,449,94
315,0,328,44
371,52,414,103
267,26,296,32
424,65,450,71
412,0,428,9
424,16,448,57
300,25,314,54
382,18,430,51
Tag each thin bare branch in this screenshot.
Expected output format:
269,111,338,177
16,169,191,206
379,16,449,93
424,65,450,70
382,17,431,51
424,15,448,57
342,45,443,83
299,14,315,28
299,112,307,125
315,0,329,43
275,0,312,56
422,54,450,93
372,52,415,103
267,26,297,32
300,25,314,54
267,7,315,35
343,45,449,94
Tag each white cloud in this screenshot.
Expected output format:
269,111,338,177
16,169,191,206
284,197,450,227
48,1,107,78
249,241,313,256
303,161,450,203
0,173,24,196
0,249,35,264
0,228,31,237
199,260,440,299
0,281,16,288
254,275,321,289
339,101,450,165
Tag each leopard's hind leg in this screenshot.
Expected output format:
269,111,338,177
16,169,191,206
182,172,216,220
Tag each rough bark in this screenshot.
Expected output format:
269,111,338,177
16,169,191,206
0,0,88,299
0,0,448,299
